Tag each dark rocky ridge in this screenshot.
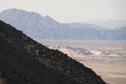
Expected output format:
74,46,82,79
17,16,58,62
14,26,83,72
0,20,106,84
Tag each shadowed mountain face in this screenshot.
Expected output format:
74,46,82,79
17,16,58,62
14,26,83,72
0,20,106,84
0,8,125,40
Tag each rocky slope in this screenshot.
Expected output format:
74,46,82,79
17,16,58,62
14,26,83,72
1,8,125,40
0,20,106,84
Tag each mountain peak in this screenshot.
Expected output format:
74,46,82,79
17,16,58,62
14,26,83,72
43,15,54,21
0,8,43,22
41,15,61,28
1,8,42,16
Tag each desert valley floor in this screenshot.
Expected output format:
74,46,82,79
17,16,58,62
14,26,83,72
38,40,126,84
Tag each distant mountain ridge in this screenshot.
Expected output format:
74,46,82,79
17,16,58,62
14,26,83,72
48,45,93,57
85,20,126,29
48,45,120,58
0,8,126,40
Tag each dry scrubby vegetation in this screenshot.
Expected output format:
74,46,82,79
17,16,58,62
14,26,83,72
0,78,6,84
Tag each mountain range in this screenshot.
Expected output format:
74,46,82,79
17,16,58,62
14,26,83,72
0,8,126,40
85,20,126,29
0,20,106,84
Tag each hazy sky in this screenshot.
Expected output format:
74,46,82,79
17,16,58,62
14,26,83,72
0,0,126,23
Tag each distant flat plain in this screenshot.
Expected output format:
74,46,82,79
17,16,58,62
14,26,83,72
38,40,126,84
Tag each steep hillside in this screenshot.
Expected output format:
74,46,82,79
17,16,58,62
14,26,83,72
0,20,106,84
